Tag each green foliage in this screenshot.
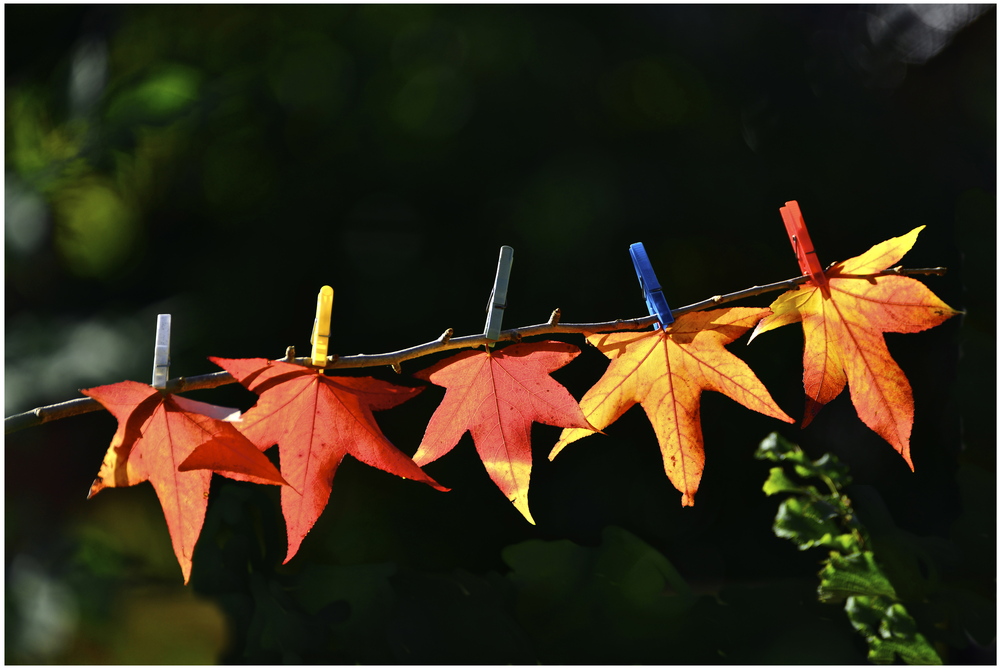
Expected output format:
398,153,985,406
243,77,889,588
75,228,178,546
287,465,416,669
819,551,898,602
756,432,943,665
846,596,944,665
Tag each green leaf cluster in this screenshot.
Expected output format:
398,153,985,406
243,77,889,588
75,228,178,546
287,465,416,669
756,432,942,665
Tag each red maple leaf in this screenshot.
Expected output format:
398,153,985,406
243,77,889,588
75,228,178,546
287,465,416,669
82,381,287,583
209,357,445,563
412,341,594,524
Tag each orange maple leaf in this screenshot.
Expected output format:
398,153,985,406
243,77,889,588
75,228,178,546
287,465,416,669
82,381,287,583
551,308,794,506
750,226,959,468
209,357,446,563
412,341,594,524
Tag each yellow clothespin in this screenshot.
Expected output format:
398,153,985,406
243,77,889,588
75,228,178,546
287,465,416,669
310,286,334,367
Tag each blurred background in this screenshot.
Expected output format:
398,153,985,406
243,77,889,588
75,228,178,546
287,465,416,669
5,4,994,663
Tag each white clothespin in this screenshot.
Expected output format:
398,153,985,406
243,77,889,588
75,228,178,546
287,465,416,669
152,314,171,389
485,246,514,342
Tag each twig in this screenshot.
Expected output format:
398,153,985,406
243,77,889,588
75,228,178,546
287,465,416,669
4,267,947,434
3,370,236,434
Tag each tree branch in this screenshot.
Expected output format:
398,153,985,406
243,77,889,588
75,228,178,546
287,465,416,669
4,267,947,434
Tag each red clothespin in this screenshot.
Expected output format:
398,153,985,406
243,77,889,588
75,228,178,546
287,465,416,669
780,200,830,298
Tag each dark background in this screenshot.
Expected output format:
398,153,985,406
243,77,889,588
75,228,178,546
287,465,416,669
5,4,994,663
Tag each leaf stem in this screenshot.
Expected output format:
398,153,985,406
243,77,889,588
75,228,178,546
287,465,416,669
4,267,947,433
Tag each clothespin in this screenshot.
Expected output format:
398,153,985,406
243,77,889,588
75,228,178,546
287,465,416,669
629,243,674,329
151,314,171,389
485,246,514,342
310,286,334,367
779,200,830,297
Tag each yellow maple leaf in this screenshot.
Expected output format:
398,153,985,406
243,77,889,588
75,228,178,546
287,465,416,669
551,308,793,506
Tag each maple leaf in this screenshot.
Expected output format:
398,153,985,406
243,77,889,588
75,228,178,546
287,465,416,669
82,381,288,583
412,341,594,524
551,308,794,507
750,226,959,468
208,357,446,563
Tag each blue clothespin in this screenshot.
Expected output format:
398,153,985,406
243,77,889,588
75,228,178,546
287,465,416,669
629,243,674,329
485,246,514,341
152,314,171,389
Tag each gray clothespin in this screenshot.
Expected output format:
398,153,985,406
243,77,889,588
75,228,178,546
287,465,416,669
152,314,171,389
484,246,514,341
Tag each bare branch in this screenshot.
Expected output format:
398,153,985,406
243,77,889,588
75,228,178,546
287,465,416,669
4,370,237,434
836,266,948,278
4,397,104,433
4,267,947,434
